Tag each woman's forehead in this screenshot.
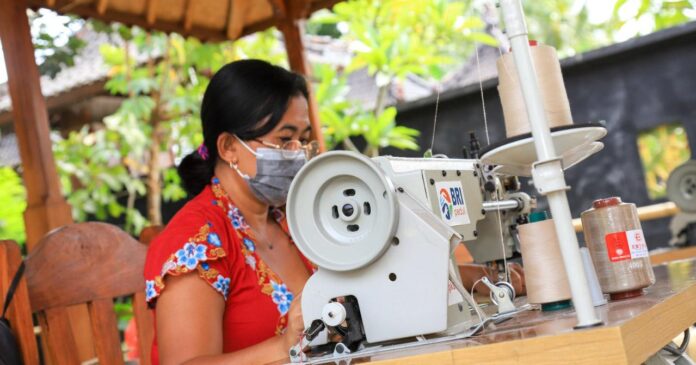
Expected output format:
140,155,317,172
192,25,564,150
275,97,310,132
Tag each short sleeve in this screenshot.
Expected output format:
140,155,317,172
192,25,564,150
144,205,234,306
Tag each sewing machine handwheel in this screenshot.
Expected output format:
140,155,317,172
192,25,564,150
667,160,696,213
489,281,516,305
287,151,399,271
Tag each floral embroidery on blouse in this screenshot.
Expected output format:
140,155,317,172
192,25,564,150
146,222,230,302
270,281,294,316
210,177,296,333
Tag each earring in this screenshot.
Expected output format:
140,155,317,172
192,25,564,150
229,159,248,179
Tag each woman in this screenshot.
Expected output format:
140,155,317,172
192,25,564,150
144,59,315,364
144,59,524,365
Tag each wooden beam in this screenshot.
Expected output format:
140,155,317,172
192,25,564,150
280,19,326,152
286,0,312,20
226,0,249,40
309,0,344,13
96,0,108,15
183,0,195,32
146,0,159,25
0,80,107,126
29,0,344,45
267,0,287,19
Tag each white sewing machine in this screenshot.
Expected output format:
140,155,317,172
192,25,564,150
286,151,535,359
285,0,609,360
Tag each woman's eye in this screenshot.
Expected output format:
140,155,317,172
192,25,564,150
280,137,292,143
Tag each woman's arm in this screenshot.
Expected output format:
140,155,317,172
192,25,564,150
156,274,301,365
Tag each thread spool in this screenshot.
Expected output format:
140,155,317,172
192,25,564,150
497,43,573,138
581,197,656,300
518,212,572,310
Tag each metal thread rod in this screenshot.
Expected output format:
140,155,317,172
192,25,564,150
483,199,521,211
499,0,602,328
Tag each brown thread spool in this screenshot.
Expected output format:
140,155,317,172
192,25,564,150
581,197,655,300
497,43,573,138
518,215,572,308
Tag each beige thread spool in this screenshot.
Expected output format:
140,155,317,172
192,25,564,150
581,197,655,300
497,43,573,138
518,215,572,308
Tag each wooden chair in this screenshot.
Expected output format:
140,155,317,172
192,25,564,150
0,240,40,365
0,222,154,365
139,225,163,245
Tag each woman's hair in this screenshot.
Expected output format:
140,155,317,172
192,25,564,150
178,59,309,196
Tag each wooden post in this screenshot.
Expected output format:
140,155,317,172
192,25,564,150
0,0,73,249
279,17,326,152
0,0,95,361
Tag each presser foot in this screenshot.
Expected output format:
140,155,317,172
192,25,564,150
289,319,325,363
290,298,366,363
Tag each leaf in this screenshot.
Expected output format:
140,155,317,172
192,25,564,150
99,43,126,66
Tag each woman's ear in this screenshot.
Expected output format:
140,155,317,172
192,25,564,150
217,132,238,164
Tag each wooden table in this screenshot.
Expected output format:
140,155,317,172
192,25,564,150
295,260,696,365
651,246,696,265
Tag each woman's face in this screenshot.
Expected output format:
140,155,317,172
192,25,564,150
236,95,311,178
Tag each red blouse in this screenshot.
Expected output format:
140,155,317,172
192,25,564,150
143,178,314,364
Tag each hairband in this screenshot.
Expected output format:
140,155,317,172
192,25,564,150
197,144,209,160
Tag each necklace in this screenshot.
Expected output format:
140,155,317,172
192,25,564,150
249,225,275,250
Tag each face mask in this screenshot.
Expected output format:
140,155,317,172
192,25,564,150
232,136,307,207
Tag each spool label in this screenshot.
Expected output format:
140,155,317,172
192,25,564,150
604,229,648,262
435,181,470,226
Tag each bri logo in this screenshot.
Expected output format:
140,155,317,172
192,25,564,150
439,188,453,220
434,181,470,226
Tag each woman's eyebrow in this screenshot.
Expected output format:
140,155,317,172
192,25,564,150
279,125,298,133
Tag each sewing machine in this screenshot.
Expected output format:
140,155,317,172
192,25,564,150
285,151,535,360
285,0,609,361
667,160,696,247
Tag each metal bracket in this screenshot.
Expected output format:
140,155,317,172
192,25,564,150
531,158,569,195
481,277,516,314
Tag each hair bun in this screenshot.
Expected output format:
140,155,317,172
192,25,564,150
178,151,214,196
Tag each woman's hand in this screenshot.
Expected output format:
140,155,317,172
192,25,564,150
281,294,305,352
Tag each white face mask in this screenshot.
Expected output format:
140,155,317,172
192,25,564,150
231,136,307,207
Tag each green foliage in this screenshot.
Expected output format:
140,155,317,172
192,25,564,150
637,123,691,199
0,167,27,245
610,0,696,38
523,0,608,57
315,64,421,154
317,0,495,83
310,0,495,156
29,9,86,78
53,22,288,234
524,0,696,57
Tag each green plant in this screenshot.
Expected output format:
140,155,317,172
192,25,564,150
610,0,696,39
29,9,86,78
311,0,496,156
54,23,287,234
0,167,27,245
637,123,691,199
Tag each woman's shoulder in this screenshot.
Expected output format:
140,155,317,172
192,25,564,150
144,185,237,304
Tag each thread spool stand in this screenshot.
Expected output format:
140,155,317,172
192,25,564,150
481,36,606,177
